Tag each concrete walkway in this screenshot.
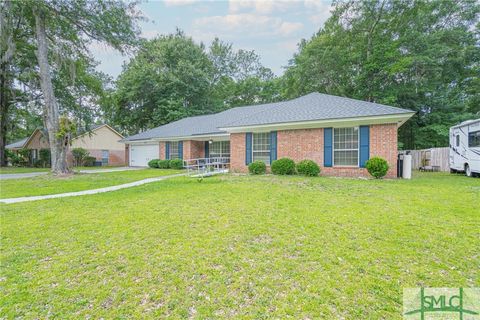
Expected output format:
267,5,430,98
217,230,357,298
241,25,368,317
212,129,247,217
0,173,185,204
0,167,144,180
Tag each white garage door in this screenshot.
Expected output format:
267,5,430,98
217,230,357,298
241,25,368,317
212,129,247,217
129,144,159,167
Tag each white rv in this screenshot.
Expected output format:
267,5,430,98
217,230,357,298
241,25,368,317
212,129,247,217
449,119,480,177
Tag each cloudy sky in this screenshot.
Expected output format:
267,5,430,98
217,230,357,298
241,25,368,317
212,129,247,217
92,0,333,79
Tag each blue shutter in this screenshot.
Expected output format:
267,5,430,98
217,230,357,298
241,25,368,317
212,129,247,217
165,141,170,160
359,126,370,167
204,141,209,158
245,132,252,165
178,141,183,160
324,128,333,167
270,131,277,163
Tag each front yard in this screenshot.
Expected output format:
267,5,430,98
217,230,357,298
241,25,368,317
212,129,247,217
0,169,181,198
1,172,479,318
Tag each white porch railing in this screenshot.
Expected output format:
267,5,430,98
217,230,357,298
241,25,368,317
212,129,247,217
183,157,230,178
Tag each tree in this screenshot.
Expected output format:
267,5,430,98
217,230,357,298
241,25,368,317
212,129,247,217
105,34,281,135
7,0,140,174
208,38,279,109
108,31,214,134
284,0,479,149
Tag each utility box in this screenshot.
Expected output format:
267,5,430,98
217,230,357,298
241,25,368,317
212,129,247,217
402,154,412,179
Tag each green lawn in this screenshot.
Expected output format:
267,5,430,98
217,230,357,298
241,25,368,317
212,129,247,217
1,172,478,318
0,169,182,198
0,167,51,174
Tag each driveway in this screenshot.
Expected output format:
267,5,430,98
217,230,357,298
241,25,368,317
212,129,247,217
0,172,49,180
0,167,145,180
77,167,145,174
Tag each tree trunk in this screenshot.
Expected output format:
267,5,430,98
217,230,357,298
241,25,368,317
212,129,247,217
0,1,14,166
0,62,8,166
34,9,69,174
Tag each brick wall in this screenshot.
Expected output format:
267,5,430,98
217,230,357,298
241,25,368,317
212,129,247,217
277,128,324,165
230,133,247,172
370,123,398,178
183,140,204,160
229,123,399,178
68,149,125,166
159,142,166,160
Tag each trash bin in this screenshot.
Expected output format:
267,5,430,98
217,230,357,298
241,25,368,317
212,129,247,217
402,154,412,179
397,154,404,178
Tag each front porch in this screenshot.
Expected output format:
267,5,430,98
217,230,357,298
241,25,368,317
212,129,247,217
159,137,230,162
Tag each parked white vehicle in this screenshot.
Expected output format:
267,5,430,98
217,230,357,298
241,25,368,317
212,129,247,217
449,119,480,177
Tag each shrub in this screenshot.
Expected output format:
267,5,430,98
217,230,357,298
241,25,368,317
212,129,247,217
248,160,266,175
83,156,96,167
39,148,51,167
365,156,389,179
148,159,160,168
6,150,21,166
17,148,30,166
169,158,184,169
296,159,320,176
157,159,170,169
271,157,296,175
71,147,89,167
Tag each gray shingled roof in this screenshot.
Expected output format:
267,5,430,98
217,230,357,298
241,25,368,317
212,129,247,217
6,137,28,149
123,92,414,141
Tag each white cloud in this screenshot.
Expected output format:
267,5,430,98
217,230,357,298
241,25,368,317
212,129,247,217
163,0,198,7
193,14,303,38
304,0,332,26
229,0,301,14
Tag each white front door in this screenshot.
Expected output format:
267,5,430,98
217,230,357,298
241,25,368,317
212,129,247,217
129,144,159,167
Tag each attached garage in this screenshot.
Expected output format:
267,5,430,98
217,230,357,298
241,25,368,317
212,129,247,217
129,143,159,167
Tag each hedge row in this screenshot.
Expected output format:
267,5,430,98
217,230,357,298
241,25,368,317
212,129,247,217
248,158,320,176
248,156,389,178
148,159,184,170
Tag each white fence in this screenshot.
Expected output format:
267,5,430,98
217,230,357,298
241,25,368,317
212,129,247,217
399,147,450,172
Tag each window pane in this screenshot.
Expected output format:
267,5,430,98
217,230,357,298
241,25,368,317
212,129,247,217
169,141,179,159
333,127,359,166
469,131,480,148
209,141,230,158
334,150,358,166
253,132,270,164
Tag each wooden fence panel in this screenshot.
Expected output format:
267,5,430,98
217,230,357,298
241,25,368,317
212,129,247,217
399,147,450,171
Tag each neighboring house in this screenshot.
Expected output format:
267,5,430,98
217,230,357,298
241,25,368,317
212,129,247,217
122,93,415,178
6,124,126,166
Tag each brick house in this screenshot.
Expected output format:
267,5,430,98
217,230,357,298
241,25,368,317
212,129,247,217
6,124,126,166
122,93,415,178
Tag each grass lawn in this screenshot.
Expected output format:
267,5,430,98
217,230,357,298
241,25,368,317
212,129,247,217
1,172,478,318
0,169,182,199
0,165,126,174
0,167,51,174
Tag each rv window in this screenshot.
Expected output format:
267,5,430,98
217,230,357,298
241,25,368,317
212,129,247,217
469,131,480,148
456,135,460,147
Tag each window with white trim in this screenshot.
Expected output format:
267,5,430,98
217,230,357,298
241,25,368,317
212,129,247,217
333,127,359,166
209,141,230,158
253,132,270,164
169,141,179,159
